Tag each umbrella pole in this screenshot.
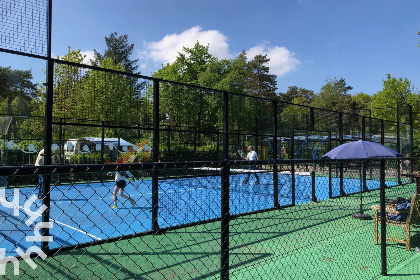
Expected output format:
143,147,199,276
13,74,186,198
352,161,372,220
359,168,363,214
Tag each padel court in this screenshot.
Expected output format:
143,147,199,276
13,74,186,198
0,169,400,258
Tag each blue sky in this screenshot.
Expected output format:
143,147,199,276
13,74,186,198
2,0,420,95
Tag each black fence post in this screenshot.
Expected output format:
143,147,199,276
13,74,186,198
362,117,367,191
273,101,279,208
101,121,105,164
309,107,314,131
311,171,317,202
41,0,53,255
409,104,413,162
291,129,296,206
58,118,63,184
397,103,402,184
328,163,332,199
339,113,344,196
381,120,385,145
380,159,387,275
152,79,160,233
194,127,197,160
221,90,230,280
42,61,53,255
217,130,220,159
328,132,332,199
221,162,230,280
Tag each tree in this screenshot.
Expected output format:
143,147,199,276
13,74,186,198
310,78,353,112
371,74,420,156
50,47,144,143
280,99,311,133
245,54,277,99
242,54,278,134
91,32,139,74
198,51,247,94
153,44,280,151
371,74,415,123
198,51,248,130
279,86,314,104
0,66,36,115
0,66,37,139
52,47,86,120
154,43,218,131
348,93,372,116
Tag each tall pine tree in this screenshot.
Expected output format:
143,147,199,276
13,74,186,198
91,32,140,74
245,54,277,99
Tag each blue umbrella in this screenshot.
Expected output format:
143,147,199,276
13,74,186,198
322,140,401,219
322,140,402,159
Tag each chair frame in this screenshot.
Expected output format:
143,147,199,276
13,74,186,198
372,193,420,251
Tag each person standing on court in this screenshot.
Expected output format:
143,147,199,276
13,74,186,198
242,145,260,185
107,170,136,209
35,149,45,199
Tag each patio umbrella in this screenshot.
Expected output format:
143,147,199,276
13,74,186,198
322,140,402,220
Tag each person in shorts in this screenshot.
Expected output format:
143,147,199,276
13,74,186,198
107,170,136,209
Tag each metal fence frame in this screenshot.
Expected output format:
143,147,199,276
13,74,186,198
0,0,417,278
0,158,416,278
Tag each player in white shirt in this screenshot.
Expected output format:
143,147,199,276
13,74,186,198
241,146,260,184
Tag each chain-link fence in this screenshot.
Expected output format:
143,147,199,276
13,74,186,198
1,1,419,279
1,158,419,279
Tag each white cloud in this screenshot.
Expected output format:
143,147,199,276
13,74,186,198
81,50,95,65
247,42,301,77
140,26,231,65
138,27,300,77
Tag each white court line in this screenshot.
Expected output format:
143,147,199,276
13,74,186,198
48,216,102,241
0,197,102,241
192,167,311,176
192,167,267,173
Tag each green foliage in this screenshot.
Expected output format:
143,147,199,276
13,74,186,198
350,93,372,113
92,32,139,74
2,39,419,159
370,74,420,156
199,51,247,94
66,152,108,164
154,43,221,132
11,96,29,115
371,74,415,123
280,86,314,104
153,44,280,136
0,98,7,115
164,144,219,161
0,66,36,116
310,78,353,112
51,47,146,144
246,54,278,99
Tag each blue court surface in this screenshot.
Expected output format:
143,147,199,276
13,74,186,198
0,171,397,257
